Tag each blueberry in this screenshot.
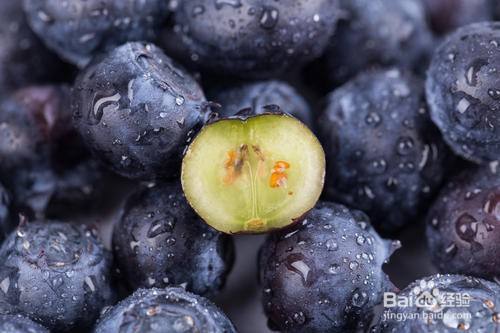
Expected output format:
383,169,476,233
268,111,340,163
0,314,50,333
210,80,313,128
22,0,169,68
94,287,237,333
72,42,210,180
113,182,234,297
426,165,500,280
0,2,68,97
420,0,494,35
163,0,340,77
0,220,116,332
326,0,433,85
318,69,449,232
377,274,500,332
259,201,399,333
426,22,500,164
0,86,105,218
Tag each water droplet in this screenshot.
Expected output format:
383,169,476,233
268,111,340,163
351,289,368,307
285,254,312,286
328,264,341,275
175,96,185,106
259,7,279,29
455,213,478,243
326,239,338,251
397,137,415,155
456,98,470,114
215,0,242,9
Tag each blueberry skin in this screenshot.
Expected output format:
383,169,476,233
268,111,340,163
259,201,399,333
72,42,209,180
0,221,116,332
426,166,500,280
0,314,50,333
0,1,68,97
318,69,449,232
326,0,433,85
426,22,500,164
22,0,169,68
0,86,104,218
113,182,234,297
377,274,500,332
94,287,237,333
165,0,340,77
210,80,313,128
420,0,494,35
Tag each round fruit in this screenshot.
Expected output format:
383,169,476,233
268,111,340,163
377,274,500,332
72,42,209,180
326,0,433,85
113,182,234,296
94,287,237,333
318,69,449,232
426,166,500,280
260,201,399,333
181,109,325,234
22,0,169,67
164,0,340,77
210,80,313,128
426,22,500,163
0,220,116,331
0,85,104,218
0,1,67,97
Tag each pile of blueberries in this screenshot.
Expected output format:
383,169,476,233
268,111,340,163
0,0,499,332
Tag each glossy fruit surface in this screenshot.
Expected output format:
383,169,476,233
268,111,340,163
260,201,399,332
426,22,500,163
0,221,116,332
377,274,500,332
23,0,168,67
113,182,234,296
72,42,209,180
94,287,237,333
164,0,340,77
426,166,500,280
319,69,448,232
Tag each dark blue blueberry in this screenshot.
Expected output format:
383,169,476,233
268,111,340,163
426,22,500,164
0,1,68,97
326,0,433,85
377,274,500,332
210,80,313,128
72,42,210,180
0,86,105,218
0,221,116,332
426,165,500,280
259,201,399,333
162,0,340,77
0,314,49,333
113,182,234,297
22,0,169,67
94,287,237,333
318,69,449,232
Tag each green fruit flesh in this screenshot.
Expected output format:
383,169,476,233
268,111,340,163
182,114,325,234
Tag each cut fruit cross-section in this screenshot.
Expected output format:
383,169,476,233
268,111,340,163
181,112,325,234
